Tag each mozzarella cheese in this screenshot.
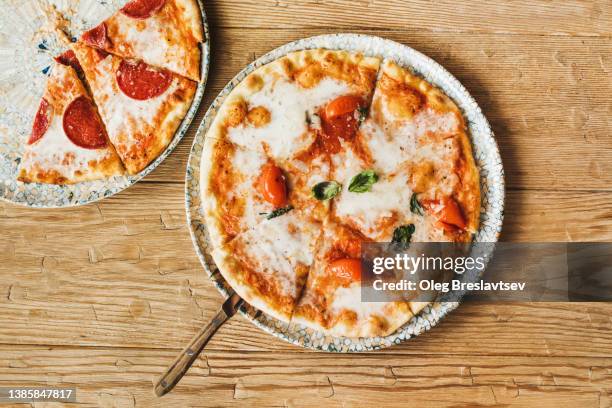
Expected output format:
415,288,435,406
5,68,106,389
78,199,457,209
333,147,414,241
329,283,389,320
102,0,202,80
227,77,351,159
361,102,460,174
201,141,271,248
224,211,319,297
20,105,112,177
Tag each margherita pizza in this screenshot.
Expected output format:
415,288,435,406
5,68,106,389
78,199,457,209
18,62,124,184
72,42,196,174
201,50,481,337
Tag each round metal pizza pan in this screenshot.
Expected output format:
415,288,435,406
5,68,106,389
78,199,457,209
0,0,210,208
186,33,505,352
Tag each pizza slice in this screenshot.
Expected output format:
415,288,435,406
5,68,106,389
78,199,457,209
353,59,481,240
211,208,322,323
292,221,414,338
18,62,124,184
208,49,380,162
200,137,330,249
81,0,203,81
71,41,196,174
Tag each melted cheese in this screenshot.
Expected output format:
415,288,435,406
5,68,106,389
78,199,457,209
113,12,188,75
330,283,388,320
227,77,350,159
362,104,460,173
105,0,201,80
92,53,179,141
232,212,318,296
228,146,270,224
21,107,111,176
331,146,411,240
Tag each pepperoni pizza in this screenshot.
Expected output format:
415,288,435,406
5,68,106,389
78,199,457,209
201,50,481,338
18,0,202,184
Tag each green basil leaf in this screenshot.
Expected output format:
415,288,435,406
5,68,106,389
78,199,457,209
357,106,368,124
312,181,342,201
348,170,379,193
410,193,424,216
391,224,415,245
266,205,294,220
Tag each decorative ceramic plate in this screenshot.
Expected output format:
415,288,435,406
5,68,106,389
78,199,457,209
0,0,210,208
186,34,505,352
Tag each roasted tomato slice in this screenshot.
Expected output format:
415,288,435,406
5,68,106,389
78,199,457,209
327,258,362,284
257,163,288,208
422,197,467,230
318,95,365,153
325,95,363,119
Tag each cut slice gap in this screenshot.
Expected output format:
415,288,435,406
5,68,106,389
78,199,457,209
200,137,330,250
18,62,125,184
211,208,324,324
71,41,197,175
80,0,203,81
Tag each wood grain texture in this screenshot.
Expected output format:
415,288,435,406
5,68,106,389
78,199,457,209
1,0,611,406
0,345,610,407
205,0,612,36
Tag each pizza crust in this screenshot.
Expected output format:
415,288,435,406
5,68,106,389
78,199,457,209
292,293,414,338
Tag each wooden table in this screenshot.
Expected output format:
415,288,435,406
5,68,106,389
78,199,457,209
1,1,611,406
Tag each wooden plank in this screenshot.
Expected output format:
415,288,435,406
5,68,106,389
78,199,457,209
0,345,609,407
204,0,612,36
1,184,612,354
143,29,612,191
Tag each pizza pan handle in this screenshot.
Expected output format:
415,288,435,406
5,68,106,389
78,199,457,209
154,292,243,397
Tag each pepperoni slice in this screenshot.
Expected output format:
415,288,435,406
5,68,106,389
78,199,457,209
63,96,108,149
116,60,173,100
120,0,166,19
54,50,83,73
29,98,52,145
82,23,109,49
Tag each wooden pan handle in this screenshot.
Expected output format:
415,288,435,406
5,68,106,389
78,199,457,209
154,293,243,397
